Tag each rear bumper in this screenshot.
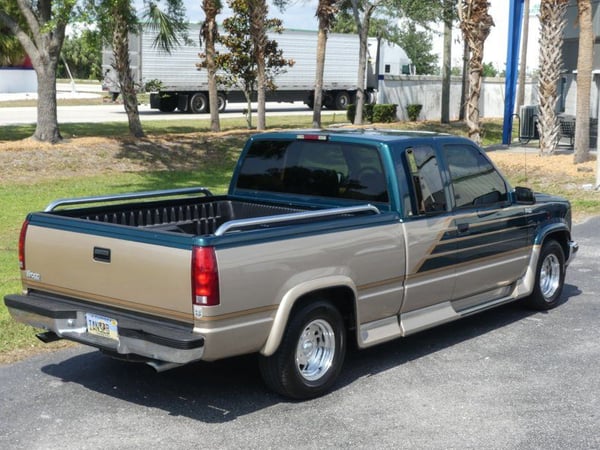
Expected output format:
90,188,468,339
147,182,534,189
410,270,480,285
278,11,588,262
4,292,204,364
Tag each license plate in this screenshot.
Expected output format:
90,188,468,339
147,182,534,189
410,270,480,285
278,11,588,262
86,313,119,341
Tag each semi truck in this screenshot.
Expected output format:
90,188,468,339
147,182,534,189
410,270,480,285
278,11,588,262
102,26,413,113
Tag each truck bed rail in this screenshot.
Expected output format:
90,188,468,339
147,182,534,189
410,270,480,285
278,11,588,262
44,187,212,212
214,204,380,236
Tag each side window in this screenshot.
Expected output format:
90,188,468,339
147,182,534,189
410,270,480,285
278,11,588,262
402,146,447,216
443,144,508,209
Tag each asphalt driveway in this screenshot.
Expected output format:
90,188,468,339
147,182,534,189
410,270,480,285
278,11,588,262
1,217,598,449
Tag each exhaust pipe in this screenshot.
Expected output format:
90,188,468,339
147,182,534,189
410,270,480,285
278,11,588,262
146,361,183,373
36,331,62,343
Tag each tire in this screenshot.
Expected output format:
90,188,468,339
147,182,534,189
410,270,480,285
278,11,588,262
334,91,351,110
216,93,227,113
189,92,208,114
525,239,565,310
259,300,346,400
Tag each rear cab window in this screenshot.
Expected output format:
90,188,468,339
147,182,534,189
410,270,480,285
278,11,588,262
393,144,448,218
235,138,389,205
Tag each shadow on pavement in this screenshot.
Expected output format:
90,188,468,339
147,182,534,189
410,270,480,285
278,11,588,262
41,284,580,423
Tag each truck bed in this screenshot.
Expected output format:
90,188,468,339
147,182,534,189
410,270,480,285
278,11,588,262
53,196,305,236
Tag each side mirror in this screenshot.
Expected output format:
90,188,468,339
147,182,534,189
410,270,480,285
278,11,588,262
514,186,536,205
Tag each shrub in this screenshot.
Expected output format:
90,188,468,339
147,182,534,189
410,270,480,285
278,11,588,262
372,104,398,123
406,104,423,121
347,103,394,123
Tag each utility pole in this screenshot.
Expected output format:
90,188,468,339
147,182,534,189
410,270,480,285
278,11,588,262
516,0,530,111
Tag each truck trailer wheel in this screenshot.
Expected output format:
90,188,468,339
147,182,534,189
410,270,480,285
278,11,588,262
216,93,227,113
189,93,208,114
334,91,351,110
525,239,565,310
259,300,346,399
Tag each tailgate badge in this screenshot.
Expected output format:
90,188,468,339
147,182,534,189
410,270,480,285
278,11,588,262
25,270,41,281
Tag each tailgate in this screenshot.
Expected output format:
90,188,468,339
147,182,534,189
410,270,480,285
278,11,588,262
22,219,194,323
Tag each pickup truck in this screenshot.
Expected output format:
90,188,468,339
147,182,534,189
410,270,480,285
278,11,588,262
4,129,578,399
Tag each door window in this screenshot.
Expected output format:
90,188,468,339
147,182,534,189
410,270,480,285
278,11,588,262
442,144,508,209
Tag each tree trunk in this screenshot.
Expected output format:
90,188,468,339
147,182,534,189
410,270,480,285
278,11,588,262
244,90,253,129
33,55,62,143
351,1,375,125
250,0,267,131
203,1,221,133
112,1,144,138
574,0,593,163
313,22,328,128
458,0,494,145
1,0,73,143
441,0,453,124
537,0,568,154
459,41,469,121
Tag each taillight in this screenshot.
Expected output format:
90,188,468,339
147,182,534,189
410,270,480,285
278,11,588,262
18,220,29,270
191,246,220,307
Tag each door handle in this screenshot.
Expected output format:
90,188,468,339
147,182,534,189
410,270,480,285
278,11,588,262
457,223,469,234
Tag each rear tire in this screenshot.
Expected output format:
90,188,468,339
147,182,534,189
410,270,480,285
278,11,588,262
216,93,227,113
259,300,346,400
334,91,351,110
189,92,208,114
525,239,565,310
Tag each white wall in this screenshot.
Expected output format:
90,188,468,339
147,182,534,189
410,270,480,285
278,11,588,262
0,68,37,93
378,75,539,121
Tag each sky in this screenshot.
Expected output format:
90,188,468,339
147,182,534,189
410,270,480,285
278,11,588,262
177,0,542,72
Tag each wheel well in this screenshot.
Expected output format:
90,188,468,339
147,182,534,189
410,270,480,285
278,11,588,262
290,287,356,333
543,230,570,259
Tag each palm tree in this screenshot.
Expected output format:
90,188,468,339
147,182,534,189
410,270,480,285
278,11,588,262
313,0,338,128
458,0,494,145
110,0,144,137
201,0,222,132
349,0,376,125
574,0,593,163
441,0,455,124
537,0,568,154
98,0,188,138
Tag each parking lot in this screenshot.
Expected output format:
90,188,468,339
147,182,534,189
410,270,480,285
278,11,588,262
1,216,599,449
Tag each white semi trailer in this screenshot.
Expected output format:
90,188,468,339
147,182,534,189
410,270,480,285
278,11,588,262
102,25,412,113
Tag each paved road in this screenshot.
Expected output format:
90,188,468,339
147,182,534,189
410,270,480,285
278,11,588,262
0,101,335,126
1,217,599,449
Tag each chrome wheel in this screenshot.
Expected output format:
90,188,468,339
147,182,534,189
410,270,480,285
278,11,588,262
540,253,561,300
295,319,336,381
525,240,565,311
259,300,345,399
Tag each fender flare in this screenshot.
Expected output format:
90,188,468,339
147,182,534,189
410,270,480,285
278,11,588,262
260,275,357,357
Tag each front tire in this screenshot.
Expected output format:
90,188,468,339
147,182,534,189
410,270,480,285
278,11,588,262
525,240,565,310
259,300,346,400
